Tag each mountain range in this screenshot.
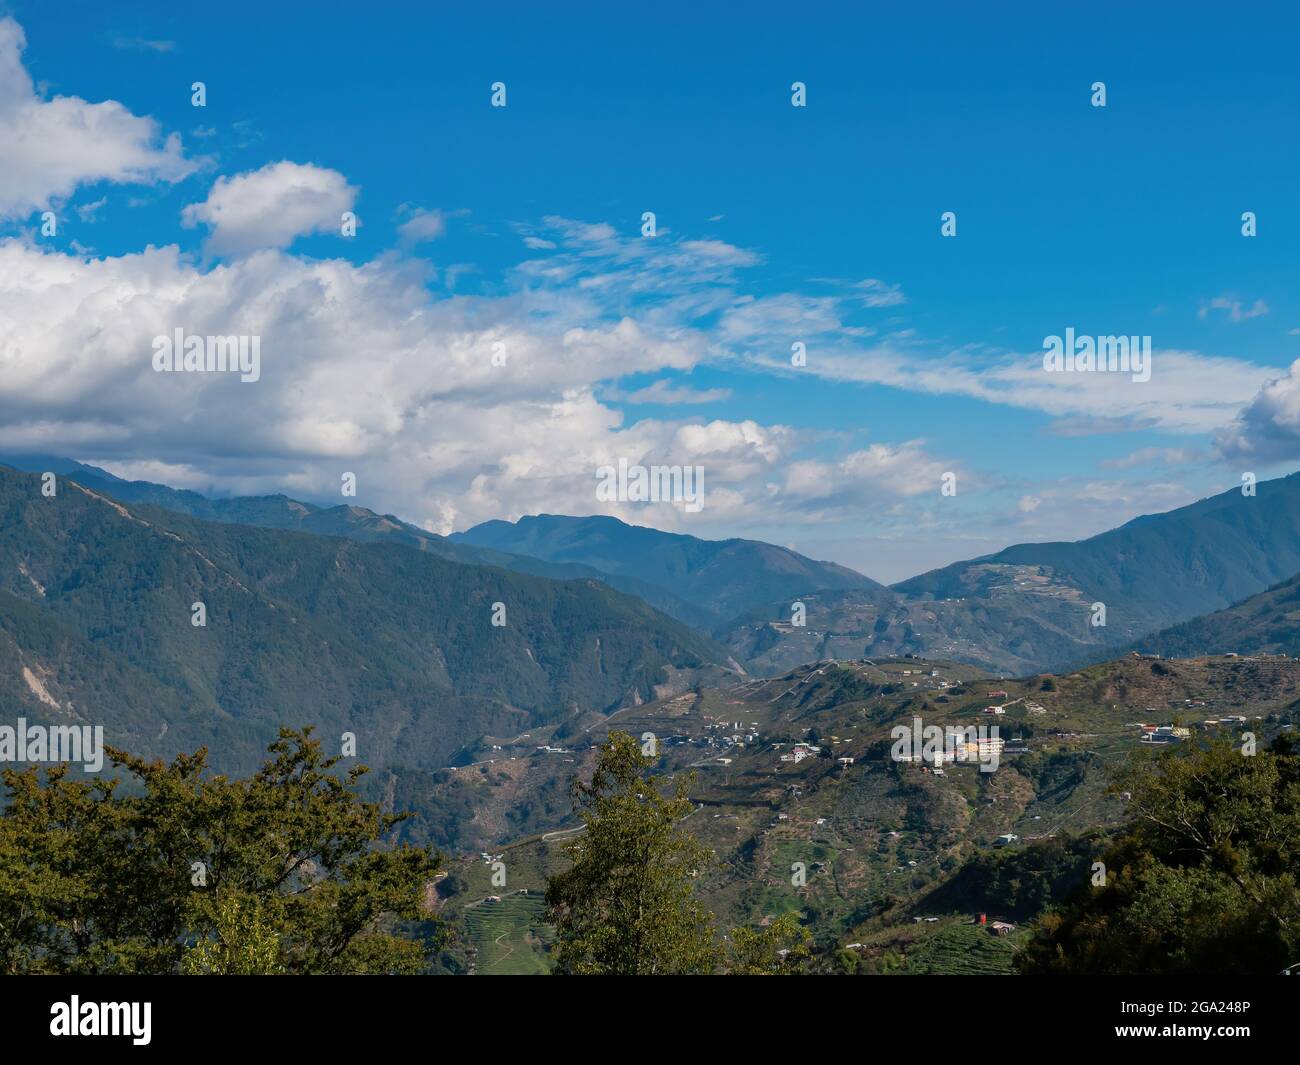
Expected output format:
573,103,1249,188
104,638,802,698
0,463,733,781
9,450,1300,894
9,455,1300,684
455,476,1300,675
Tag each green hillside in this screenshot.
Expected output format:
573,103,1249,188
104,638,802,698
428,651,1300,971
0,455,717,631
1132,572,1300,658
0,465,733,782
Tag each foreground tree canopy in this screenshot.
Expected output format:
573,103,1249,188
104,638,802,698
546,731,809,974
1018,735,1300,974
14,721,1290,976
0,728,443,974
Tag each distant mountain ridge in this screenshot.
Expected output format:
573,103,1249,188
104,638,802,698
455,479,1300,677
10,454,1300,678
877,472,1300,671
452,513,882,626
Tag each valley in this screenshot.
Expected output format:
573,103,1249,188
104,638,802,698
429,652,1300,973
7,455,1300,975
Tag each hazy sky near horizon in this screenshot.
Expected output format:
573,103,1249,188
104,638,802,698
3,1,1300,582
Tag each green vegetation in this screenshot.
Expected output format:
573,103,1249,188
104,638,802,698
0,728,442,974
898,922,1020,975
462,894,553,975
0,464,728,822
546,731,720,974
919,831,1104,921
546,732,809,974
1019,736,1300,974
1135,572,1300,658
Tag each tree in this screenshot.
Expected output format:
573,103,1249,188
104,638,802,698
546,732,810,975
546,732,717,974
1017,736,1300,974
722,913,811,974
0,728,442,974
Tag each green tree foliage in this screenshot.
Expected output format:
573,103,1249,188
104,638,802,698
920,831,1103,922
180,894,284,975
1018,736,1300,974
546,732,808,974
0,728,442,974
546,732,717,974
722,913,811,974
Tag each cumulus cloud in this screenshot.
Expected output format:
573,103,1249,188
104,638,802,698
0,235,814,534
1216,358,1300,463
180,161,357,255
782,441,957,513
0,17,193,220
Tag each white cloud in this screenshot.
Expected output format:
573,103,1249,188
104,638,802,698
181,161,356,255
782,441,956,508
397,208,448,245
0,17,193,220
75,196,107,222
755,343,1268,435
1098,446,1203,471
718,293,844,342
1199,295,1269,322
0,236,806,535
1216,358,1300,463
854,278,906,307
109,35,175,54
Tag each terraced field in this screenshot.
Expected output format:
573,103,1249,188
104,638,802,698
462,893,554,975
897,922,1022,974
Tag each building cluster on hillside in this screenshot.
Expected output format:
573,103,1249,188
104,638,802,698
696,717,760,751
1137,724,1191,744
1132,709,1258,742
896,736,1006,766
780,742,821,764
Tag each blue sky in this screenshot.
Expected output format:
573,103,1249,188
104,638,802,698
3,1,1300,581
